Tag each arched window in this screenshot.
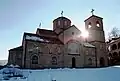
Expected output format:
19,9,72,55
109,53,112,57
37,47,42,54
88,22,92,28
113,52,118,57
111,44,117,50
52,57,57,65
96,21,100,27
119,51,120,56
31,55,38,64
118,42,120,49
86,50,88,55
56,47,61,54
49,48,52,54
72,32,74,35
58,21,60,26
68,41,79,54
100,57,105,67
88,58,92,65
58,47,61,54
108,46,111,51
64,21,67,26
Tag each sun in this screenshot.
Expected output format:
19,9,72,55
81,29,89,38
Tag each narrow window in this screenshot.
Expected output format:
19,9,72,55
52,57,57,65
86,51,88,55
96,21,100,27
88,58,92,65
58,21,60,26
100,57,105,67
88,22,92,28
49,48,52,54
113,52,118,57
119,51,120,56
72,32,74,35
118,42,120,49
111,44,117,50
109,53,112,57
108,46,111,51
64,21,67,26
31,55,38,64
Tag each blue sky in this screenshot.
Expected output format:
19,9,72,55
0,0,120,60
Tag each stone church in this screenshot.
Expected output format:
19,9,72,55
8,13,108,69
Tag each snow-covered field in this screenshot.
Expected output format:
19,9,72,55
0,66,120,81
0,60,7,66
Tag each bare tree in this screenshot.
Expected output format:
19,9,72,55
108,27,120,39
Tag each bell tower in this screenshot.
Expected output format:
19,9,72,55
84,10,107,67
85,14,105,42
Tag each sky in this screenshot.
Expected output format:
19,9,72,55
0,0,120,60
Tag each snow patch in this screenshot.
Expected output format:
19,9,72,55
26,35,50,43
26,35,44,41
113,65,120,68
83,43,95,48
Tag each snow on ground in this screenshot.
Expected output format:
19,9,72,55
0,66,120,81
113,65,120,68
0,60,7,66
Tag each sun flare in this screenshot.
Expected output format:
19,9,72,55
81,29,89,38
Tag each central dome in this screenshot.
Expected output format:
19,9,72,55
53,16,71,22
53,16,71,34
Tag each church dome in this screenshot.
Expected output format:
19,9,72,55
53,16,71,34
53,16,71,23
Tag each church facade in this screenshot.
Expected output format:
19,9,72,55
8,14,108,69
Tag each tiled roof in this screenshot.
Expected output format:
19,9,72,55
36,28,58,37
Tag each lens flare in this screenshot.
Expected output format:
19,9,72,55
81,29,89,38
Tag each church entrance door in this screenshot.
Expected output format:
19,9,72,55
100,57,105,67
72,57,76,68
